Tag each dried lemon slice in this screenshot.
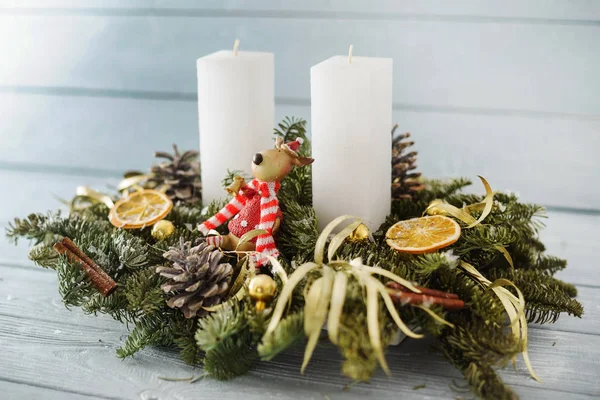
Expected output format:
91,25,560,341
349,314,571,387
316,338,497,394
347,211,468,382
109,189,173,229
386,215,461,254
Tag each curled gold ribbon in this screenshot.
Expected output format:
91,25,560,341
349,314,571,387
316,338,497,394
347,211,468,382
117,174,149,192
75,186,114,208
425,176,494,228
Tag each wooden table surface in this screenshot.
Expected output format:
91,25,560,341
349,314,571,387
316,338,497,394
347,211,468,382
1,1,599,398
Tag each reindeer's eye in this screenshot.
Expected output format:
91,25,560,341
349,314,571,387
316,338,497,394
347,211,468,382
253,153,263,165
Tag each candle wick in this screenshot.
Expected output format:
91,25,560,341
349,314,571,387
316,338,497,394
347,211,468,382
348,44,353,64
233,39,240,56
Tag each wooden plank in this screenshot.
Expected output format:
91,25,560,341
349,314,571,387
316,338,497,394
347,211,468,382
529,285,597,335
0,308,597,399
0,170,119,267
0,94,298,173
0,265,119,330
0,312,455,400
3,0,600,21
1,97,599,209
542,211,600,287
0,15,598,116
1,380,114,400
396,110,600,210
0,93,198,173
0,169,118,220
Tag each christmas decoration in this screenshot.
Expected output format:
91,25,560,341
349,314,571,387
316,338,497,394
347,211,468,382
347,223,370,242
157,239,233,318
248,274,277,312
5,118,584,400
266,216,446,375
385,215,461,254
109,189,173,229
148,145,202,204
391,125,425,200
199,136,314,267
53,237,117,296
386,282,465,311
151,220,175,240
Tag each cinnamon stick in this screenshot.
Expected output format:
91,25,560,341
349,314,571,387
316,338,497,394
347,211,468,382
386,282,465,310
387,290,465,311
53,238,117,296
386,281,460,299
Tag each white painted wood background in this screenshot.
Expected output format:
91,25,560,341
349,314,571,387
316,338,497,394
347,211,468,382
0,1,598,399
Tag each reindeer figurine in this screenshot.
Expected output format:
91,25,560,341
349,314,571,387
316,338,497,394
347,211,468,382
199,137,314,267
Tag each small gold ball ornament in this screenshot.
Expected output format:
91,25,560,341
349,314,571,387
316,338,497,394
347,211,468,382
151,220,175,240
248,274,277,312
348,223,370,242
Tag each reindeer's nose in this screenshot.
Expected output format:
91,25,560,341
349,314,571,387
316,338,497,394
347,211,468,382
253,153,263,165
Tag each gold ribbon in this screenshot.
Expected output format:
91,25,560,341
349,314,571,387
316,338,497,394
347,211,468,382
117,174,149,192
460,261,539,382
74,186,114,209
425,176,494,228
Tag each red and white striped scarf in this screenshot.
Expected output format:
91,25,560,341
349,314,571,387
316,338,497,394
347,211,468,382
199,178,280,267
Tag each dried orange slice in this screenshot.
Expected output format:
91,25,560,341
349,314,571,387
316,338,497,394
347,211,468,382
109,189,173,229
386,215,461,254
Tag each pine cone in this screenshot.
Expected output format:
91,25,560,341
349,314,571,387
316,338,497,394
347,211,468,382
148,144,202,204
157,239,233,318
391,125,424,200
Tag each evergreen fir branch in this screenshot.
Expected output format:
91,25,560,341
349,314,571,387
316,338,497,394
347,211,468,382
56,256,93,308
202,328,257,380
195,301,246,351
336,295,397,382
6,212,63,245
530,255,567,275
245,301,273,338
486,269,583,323
258,311,304,361
277,199,318,262
194,294,257,379
463,361,518,400
407,251,459,278
124,268,165,317
28,244,59,268
174,334,203,366
116,313,172,358
82,290,132,323
112,231,153,270
273,116,308,146
421,177,472,200
71,203,111,221
390,198,429,220
168,203,207,227
408,305,447,337
169,316,203,366
274,116,312,206
441,330,519,400
437,268,508,327
552,278,578,298
442,323,523,367
278,163,313,207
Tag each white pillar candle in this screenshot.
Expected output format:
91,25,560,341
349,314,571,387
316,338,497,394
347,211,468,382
311,49,393,231
197,41,274,205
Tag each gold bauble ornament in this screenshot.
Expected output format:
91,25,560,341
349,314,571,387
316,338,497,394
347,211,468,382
348,223,370,242
151,220,175,240
248,274,277,312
